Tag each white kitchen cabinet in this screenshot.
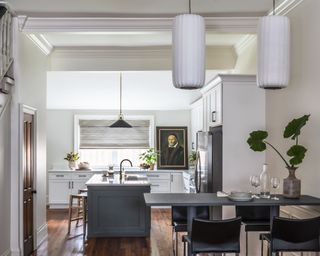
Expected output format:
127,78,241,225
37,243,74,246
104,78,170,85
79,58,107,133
146,171,185,193
146,172,171,193
190,98,203,150
48,171,93,208
170,173,184,193
48,179,70,205
202,83,222,131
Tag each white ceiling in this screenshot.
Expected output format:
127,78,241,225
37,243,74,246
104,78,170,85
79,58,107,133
47,71,221,110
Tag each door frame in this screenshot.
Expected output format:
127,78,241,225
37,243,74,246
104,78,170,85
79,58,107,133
19,104,38,252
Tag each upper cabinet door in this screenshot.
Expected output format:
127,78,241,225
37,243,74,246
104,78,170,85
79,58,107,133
209,84,222,127
204,83,222,130
190,98,203,149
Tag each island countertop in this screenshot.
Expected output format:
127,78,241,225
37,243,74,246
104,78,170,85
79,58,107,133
86,173,150,187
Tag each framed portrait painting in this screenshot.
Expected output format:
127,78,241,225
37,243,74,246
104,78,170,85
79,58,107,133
156,126,188,170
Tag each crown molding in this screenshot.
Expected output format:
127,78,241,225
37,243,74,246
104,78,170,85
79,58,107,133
18,16,259,33
26,34,53,55
269,0,304,16
234,34,256,55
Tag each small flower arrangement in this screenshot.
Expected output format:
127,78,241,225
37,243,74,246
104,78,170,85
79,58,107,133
64,152,80,161
139,148,158,170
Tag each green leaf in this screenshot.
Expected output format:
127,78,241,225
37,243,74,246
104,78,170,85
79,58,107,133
247,130,268,152
283,114,310,140
287,145,307,166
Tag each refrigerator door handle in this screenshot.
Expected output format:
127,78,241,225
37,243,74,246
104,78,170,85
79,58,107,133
195,151,201,193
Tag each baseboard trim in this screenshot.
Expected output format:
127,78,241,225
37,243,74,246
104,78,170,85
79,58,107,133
0,249,10,256
9,250,20,256
36,223,48,247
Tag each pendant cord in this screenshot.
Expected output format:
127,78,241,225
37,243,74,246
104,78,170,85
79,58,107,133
273,0,275,15
119,73,122,117
189,0,191,14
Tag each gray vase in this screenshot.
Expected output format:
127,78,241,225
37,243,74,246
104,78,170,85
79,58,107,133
283,167,301,198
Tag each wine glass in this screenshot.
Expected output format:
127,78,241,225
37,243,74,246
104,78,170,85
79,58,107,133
250,175,260,198
270,177,280,200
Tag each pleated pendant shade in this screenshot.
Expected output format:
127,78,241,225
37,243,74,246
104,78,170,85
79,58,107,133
172,14,205,89
257,15,290,89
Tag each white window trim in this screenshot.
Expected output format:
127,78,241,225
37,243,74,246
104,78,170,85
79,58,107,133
74,114,155,151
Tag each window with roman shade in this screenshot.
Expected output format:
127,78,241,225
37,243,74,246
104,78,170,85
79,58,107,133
75,115,154,167
79,119,151,149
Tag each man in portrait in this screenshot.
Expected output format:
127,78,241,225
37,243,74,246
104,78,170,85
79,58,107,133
161,133,184,166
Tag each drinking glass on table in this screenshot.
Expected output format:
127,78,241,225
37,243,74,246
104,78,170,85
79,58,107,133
250,175,260,198
270,177,280,200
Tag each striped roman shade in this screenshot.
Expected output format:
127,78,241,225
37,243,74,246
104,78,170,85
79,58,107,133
79,119,151,149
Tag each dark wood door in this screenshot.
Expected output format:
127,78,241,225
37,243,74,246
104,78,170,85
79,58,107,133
23,113,34,256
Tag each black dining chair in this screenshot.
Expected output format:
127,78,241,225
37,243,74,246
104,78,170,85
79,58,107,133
182,217,242,256
171,206,209,256
235,206,271,256
260,216,320,256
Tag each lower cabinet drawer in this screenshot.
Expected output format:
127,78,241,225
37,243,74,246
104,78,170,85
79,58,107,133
150,180,170,193
72,173,93,180
147,173,170,180
49,173,72,180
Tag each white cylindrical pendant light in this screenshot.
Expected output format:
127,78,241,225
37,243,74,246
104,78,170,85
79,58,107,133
172,14,205,89
257,15,290,89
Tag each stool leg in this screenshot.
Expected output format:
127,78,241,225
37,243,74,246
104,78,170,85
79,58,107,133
172,227,175,255
67,195,73,234
83,197,87,241
246,231,248,256
183,241,186,256
76,197,80,226
175,232,179,256
261,239,264,256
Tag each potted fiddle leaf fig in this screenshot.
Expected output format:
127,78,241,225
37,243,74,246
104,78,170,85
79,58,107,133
247,114,310,198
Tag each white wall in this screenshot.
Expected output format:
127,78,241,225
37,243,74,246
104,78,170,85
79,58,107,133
265,0,320,197
47,71,201,110
0,94,11,256
46,109,191,169
11,20,48,254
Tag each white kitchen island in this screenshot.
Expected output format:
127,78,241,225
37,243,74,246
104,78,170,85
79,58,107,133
86,174,151,237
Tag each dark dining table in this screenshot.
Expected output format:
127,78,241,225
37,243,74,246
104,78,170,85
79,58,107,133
144,193,320,255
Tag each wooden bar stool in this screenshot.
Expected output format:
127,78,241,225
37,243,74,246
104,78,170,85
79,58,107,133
67,192,88,240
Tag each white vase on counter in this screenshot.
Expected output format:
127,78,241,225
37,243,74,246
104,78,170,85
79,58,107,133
68,160,77,170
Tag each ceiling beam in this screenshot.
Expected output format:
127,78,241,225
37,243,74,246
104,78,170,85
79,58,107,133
49,46,237,71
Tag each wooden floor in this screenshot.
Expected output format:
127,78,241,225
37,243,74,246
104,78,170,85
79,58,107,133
36,208,184,256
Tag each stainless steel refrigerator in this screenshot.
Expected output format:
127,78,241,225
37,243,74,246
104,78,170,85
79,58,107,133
195,126,222,193
195,126,223,218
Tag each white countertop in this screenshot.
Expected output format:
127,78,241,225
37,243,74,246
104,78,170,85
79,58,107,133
48,168,192,174
86,173,151,187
